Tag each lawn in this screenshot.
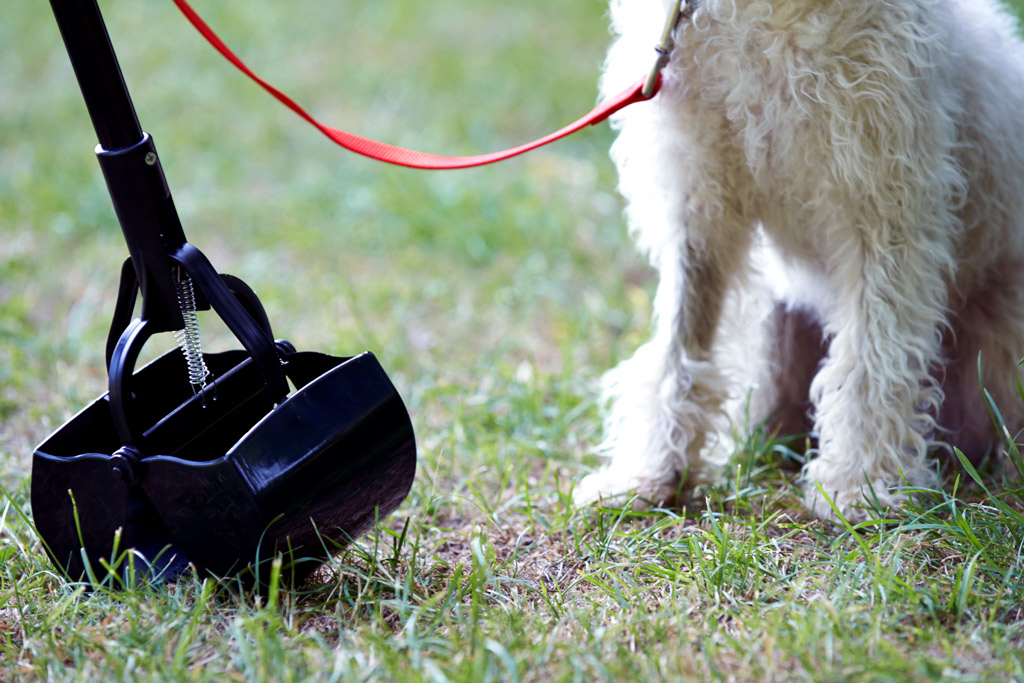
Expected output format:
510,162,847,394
2,0,1024,680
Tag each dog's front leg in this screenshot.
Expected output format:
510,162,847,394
802,216,955,521
576,200,752,506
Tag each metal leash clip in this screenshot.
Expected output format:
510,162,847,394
643,1,690,97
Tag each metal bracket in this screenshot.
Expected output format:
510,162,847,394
643,1,690,98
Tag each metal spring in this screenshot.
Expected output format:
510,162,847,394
175,272,209,393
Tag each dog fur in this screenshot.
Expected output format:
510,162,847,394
575,0,1024,520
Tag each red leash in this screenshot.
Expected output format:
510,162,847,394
171,0,667,170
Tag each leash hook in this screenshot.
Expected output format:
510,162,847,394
643,1,688,98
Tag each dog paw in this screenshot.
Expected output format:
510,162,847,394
800,456,936,523
573,467,683,508
801,480,906,523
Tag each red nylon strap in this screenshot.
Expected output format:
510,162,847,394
171,0,658,170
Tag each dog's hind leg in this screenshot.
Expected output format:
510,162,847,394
749,302,828,454
939,273,1024,464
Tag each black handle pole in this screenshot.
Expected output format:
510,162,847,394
46,0,289,443
49,0,143,151
48,0,188,334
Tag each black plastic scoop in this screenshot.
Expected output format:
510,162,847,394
30,0,416,585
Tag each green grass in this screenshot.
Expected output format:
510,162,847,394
3,0,1024,680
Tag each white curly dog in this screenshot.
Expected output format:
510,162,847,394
576,0,1024,520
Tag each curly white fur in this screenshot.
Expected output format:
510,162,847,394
576,0,1024,521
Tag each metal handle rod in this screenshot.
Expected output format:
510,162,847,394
49,0,189,334
46,0,288,442
49,0,143,151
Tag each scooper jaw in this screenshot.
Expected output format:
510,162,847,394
31,0,416,585
33,344,417,585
